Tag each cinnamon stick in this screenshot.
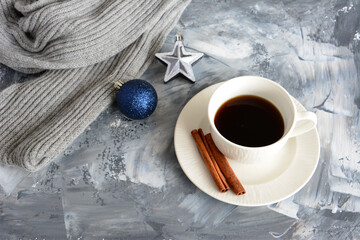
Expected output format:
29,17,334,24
191,129,229,192
198,128,229,192
205,133,246,195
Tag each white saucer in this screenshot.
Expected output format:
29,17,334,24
174,83,320,206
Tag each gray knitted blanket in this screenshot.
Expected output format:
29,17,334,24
0,0,191,171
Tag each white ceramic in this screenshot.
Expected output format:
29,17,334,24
174,82,320,206
208,76,317,163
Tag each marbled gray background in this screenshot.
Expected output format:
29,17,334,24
1,0,360,239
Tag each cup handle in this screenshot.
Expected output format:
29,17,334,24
289,111,317,138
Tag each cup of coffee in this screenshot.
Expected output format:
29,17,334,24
208,76,317,163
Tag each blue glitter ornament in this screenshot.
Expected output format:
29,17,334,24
116,79,157,120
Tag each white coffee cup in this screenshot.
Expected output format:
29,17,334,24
208,76,317,163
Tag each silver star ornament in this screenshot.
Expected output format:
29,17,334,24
155,34,204,83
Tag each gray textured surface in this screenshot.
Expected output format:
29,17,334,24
1,0,360,239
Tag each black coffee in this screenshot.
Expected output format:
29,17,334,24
214,95,284,147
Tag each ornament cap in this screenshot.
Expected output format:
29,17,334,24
114,80,124,89
175,33,183,42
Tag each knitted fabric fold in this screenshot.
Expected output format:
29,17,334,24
0,0,191,171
